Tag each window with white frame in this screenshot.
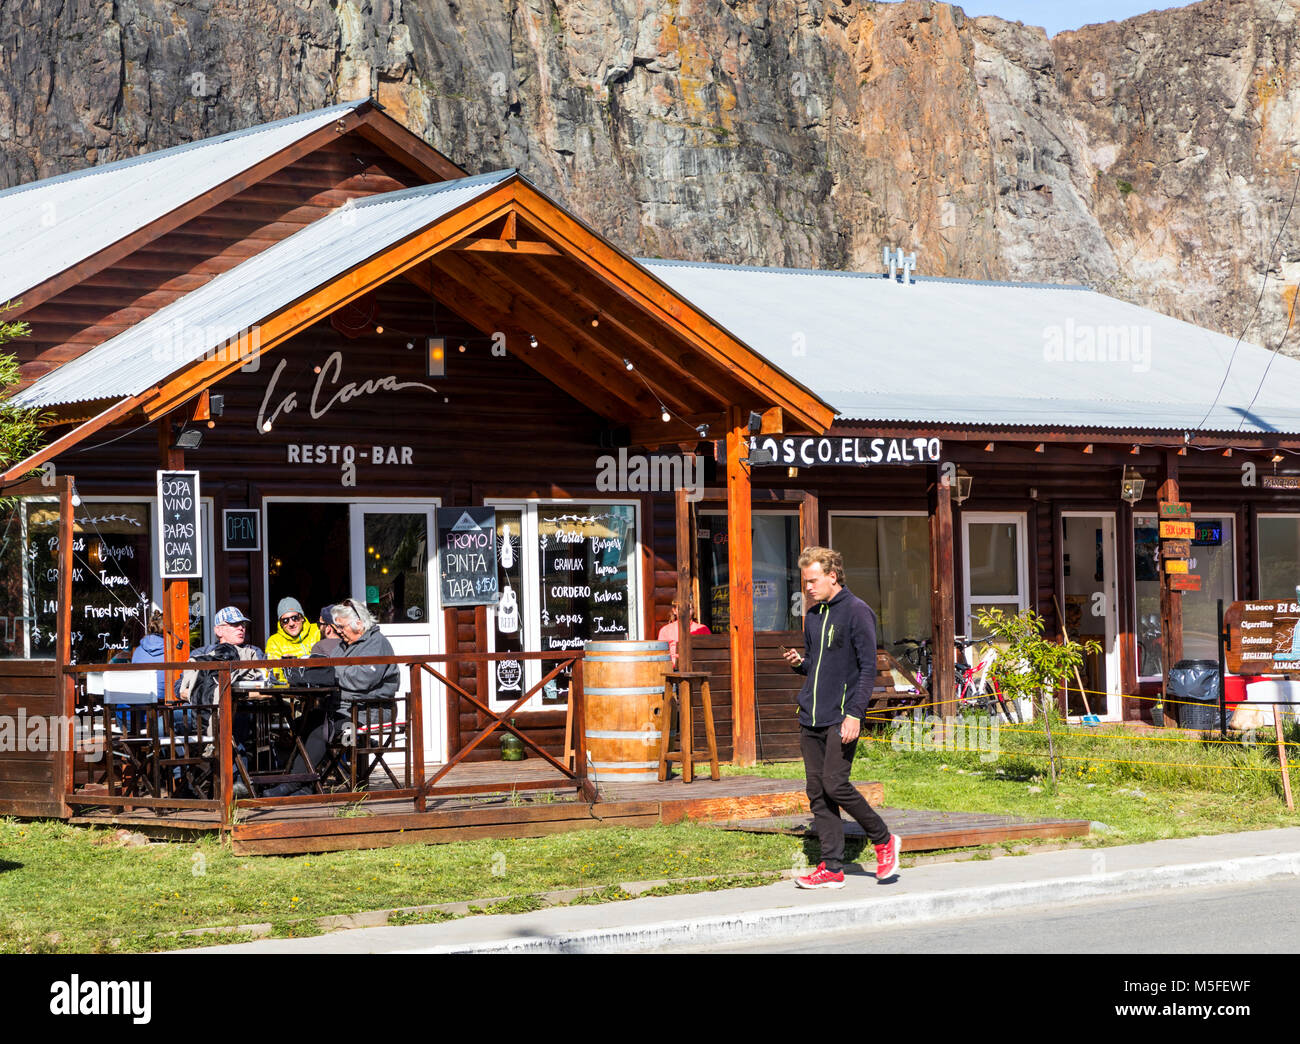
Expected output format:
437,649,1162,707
962,512,1029,638
488,501,640,707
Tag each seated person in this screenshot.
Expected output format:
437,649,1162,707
264,597,322,683
178,606,266,799
130,608,167,703
657,598,710,668
310,604,342,658
264,598,398,796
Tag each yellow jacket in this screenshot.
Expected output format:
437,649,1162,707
265,621,322,682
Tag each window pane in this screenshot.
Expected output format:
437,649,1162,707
1134,518,1163,678
0,499,36,658
835,515,932,647
697,512,799,633
362,513,429,624
968,522,1019,597
26,501,153,664
492,508,526,700
1183,517,1233,661
1258,516,1300,600
538,504,637,705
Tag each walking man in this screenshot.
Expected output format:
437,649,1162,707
782,546,901,888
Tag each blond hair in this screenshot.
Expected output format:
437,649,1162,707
798,546,845,585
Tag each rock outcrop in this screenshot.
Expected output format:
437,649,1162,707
2,0,1298,350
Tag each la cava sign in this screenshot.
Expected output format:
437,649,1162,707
256,350,438,433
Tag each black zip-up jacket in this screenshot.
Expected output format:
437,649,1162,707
790,587,878,728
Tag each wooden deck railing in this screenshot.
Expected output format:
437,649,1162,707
60,650,588,826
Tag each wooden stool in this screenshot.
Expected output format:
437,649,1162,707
658,672,720,783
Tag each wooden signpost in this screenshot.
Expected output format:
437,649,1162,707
1158,501,1191,517
1159,519,1194,540
1168,574,1201,592
1158,501,1200,597
1162,539,1190,559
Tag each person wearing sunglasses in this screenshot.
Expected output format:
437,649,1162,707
265,597,322,684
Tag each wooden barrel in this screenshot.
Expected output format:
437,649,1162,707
582,640,671,783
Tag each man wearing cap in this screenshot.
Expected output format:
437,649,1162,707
178,605,266,798
265,597,322,683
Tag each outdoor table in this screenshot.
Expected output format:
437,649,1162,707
235,682,340,795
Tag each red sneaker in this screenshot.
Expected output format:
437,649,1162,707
795,862,846,889
875,834,902,882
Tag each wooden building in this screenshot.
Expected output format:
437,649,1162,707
4,101,1300,826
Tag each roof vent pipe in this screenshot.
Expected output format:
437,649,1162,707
882,247,918,284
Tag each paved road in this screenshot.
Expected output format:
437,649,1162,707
691,877,1300,953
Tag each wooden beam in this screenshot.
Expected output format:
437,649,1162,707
726,406,756,765
453,239,560,255
416,258,651,419
509,250,756,406
352,110,468,182
760,407,785,435
0,395,145,485
928,464,956,718
158,418,190,700
507,184,835,433
473,252,719,418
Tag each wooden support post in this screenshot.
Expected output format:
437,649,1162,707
410,666,426,812
1158,453,1183,717
444,607,461,759
675,487,694,671
799,491,820,551
158,419,190,701
929,464,956,719
218,672,233,829
57,476,75,809
726,406,756,765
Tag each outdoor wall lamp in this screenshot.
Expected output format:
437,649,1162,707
953,467,973,505
1121,466,1145,504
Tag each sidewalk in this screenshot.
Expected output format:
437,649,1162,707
179,827,1300,954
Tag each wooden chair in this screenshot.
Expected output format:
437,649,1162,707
657,671,720,783
323,696,408,791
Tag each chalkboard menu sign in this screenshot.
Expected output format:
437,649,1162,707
24,501,153,664
157,471,201,579
437,507,498,606
539,506,636,704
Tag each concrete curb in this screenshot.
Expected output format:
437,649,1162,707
405,851,1300,953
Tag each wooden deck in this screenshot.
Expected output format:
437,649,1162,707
64,758,1083,854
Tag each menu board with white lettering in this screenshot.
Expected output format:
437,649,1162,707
24,501,153,664
157,470,201,579
437,507,498,607
538,506,636,705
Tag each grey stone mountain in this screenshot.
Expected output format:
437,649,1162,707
3,0,1299,354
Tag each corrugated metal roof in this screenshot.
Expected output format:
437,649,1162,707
640,258,1300,434
0,99,368,304
10,170,514,409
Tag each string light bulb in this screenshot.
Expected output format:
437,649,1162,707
529,333,538,348
375,325,384,334
623,358,634,371
661,409,671,423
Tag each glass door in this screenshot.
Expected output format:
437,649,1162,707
348,503,442,761
1061,513,1120,720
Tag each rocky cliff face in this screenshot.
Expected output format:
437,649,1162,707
2,0,1298,352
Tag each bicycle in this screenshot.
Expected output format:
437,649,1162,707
954,635,1022,723
892,636,933,695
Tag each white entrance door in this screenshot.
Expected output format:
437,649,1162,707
348,503,442,763
1061,512,1120,721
